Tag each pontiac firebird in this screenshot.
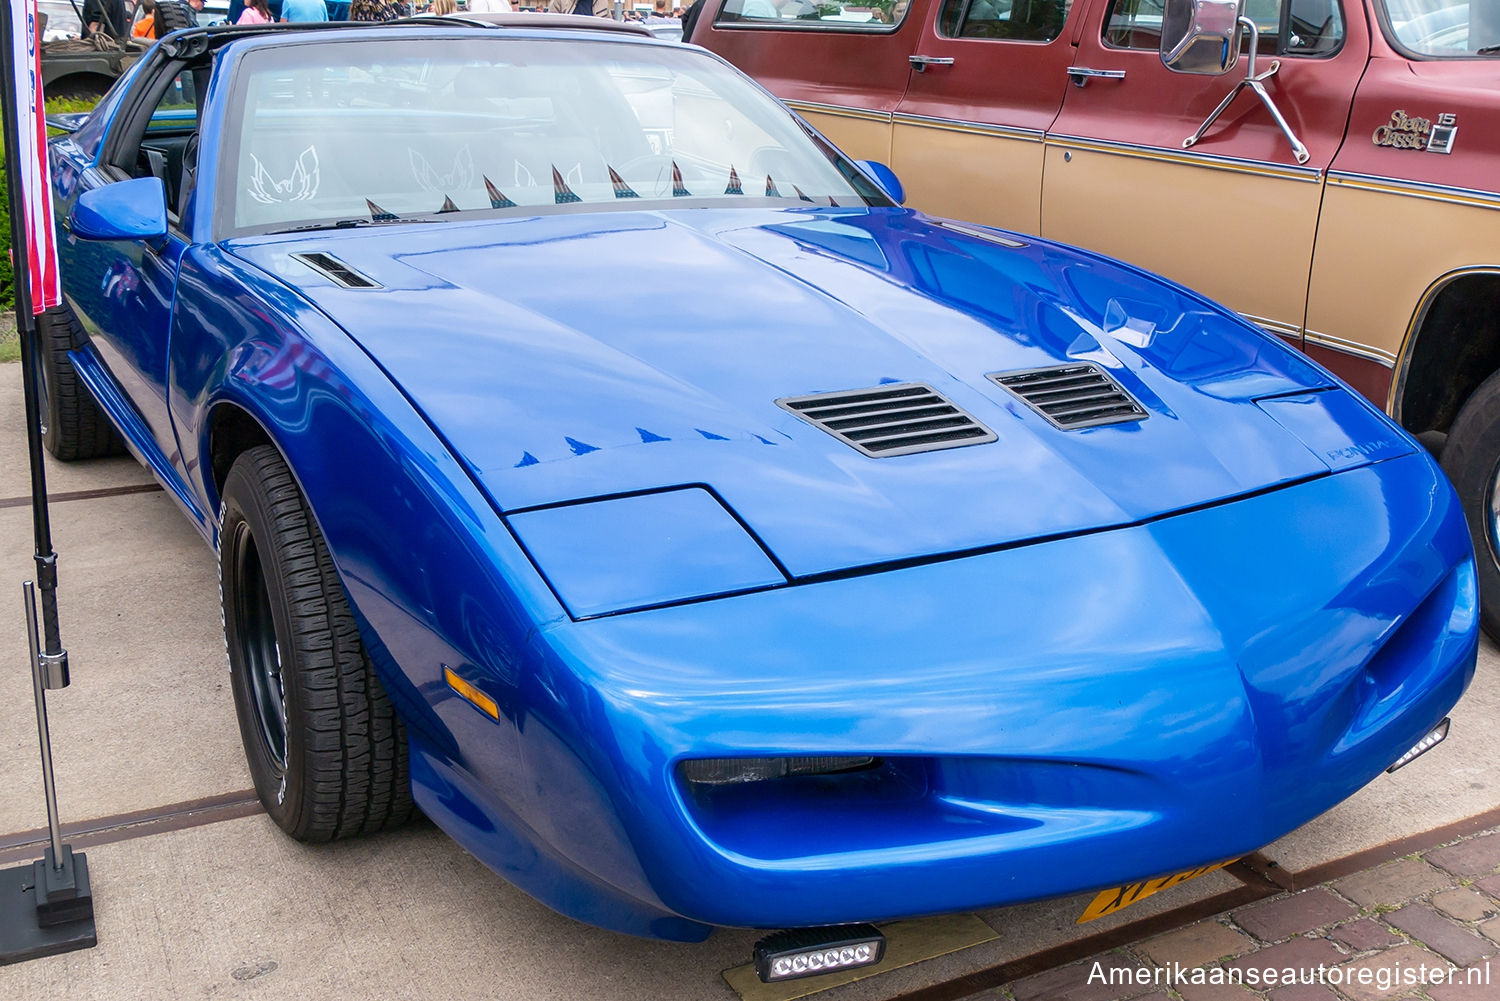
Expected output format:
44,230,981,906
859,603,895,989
38,17,1476,943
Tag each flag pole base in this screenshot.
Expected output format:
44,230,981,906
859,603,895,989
0,845,96,966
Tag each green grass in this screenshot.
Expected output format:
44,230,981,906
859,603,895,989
0,338,19,364
43,97,101,117
0,95,102,313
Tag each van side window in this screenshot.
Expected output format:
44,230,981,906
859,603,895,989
1103,0,1343,55
713,0,912,30
938,0,1073,41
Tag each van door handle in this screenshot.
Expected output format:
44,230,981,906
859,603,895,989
1067,67,1127,87
909,55,957,72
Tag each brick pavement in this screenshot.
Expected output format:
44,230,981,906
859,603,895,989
972,827,1500,1001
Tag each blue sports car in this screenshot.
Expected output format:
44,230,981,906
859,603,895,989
40,14,1475,958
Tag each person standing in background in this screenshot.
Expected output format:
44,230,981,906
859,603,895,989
546,0,611,16
349,0,402,17
465,0,514,11
679,0,702,39
280,0,330,19
81,0,130,38
237,0,273,20
168,0,205,23
131,0,158,36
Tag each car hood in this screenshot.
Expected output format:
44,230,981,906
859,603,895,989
229,206,1344,577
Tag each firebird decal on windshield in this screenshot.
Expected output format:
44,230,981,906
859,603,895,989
247,146,320,204
410,147,476,194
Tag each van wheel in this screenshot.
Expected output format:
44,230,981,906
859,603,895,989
1441,369,1500,640
153,0,196,34
35,305,125,461
220,445,415,841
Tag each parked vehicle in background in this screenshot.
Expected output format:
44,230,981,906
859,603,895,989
644,16,682,38
694,0,1500,636
40,0,230,98
39,0,82,39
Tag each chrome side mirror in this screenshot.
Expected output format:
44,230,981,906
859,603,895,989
1160,0,1244,76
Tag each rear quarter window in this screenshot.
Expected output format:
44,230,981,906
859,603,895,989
938,0,1073,42
713,0,911,30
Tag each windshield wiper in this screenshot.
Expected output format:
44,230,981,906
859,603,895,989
1477,45,1500,55
270,198,446,235
273,216,441,234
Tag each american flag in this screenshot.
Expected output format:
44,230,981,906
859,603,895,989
9,0,61,314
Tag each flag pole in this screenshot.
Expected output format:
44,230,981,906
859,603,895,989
0,0,97,965
1,0,64,661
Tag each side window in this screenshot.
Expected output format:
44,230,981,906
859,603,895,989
713,0,912,30
1103,0,1343,55
939,0,1073,41
136,71,201,225
1284,0,1344,53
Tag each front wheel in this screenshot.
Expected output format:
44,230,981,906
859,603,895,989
1441,369,1500,640
219,445,415,841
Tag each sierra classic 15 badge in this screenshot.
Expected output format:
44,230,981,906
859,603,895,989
1373,110,1458,154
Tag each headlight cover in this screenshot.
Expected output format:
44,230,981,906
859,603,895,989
506,486,787,618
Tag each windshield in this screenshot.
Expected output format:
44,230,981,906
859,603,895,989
1380,0,1500,56
39,1,79,40
221,36,885,237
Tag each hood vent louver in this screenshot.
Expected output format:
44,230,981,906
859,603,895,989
291,252,381,289
777,383,997,457
990,364,1146,430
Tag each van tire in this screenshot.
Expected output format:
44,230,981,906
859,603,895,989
1441,369,1500,640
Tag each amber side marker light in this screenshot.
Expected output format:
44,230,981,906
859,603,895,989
753,924,886,983
444,667,499,721
1386,718,1450,773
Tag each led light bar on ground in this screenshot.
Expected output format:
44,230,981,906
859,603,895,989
753,924,886,983
1385,718,1450,773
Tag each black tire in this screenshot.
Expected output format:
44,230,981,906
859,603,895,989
45,74,117,102
153,0,195,34
220,445,415,841
1441,369,1500,641
35,305,125,461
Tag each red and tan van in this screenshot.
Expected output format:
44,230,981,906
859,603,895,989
694,0,1500,632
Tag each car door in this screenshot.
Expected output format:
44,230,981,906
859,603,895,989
1041,0,1369,346
891,0,1093,235
53,65,199,468
694,1,925,165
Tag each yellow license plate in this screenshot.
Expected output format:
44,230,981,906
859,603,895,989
1076,859,1238,924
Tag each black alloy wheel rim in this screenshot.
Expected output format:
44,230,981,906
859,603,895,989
234,524,288,772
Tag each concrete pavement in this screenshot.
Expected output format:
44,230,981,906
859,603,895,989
0,361,1496,1001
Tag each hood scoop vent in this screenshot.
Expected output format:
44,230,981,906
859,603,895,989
291,252,382,289
990,364,1147,430
777,383,996,457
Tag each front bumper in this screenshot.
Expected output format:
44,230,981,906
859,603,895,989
414,452,1476,939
